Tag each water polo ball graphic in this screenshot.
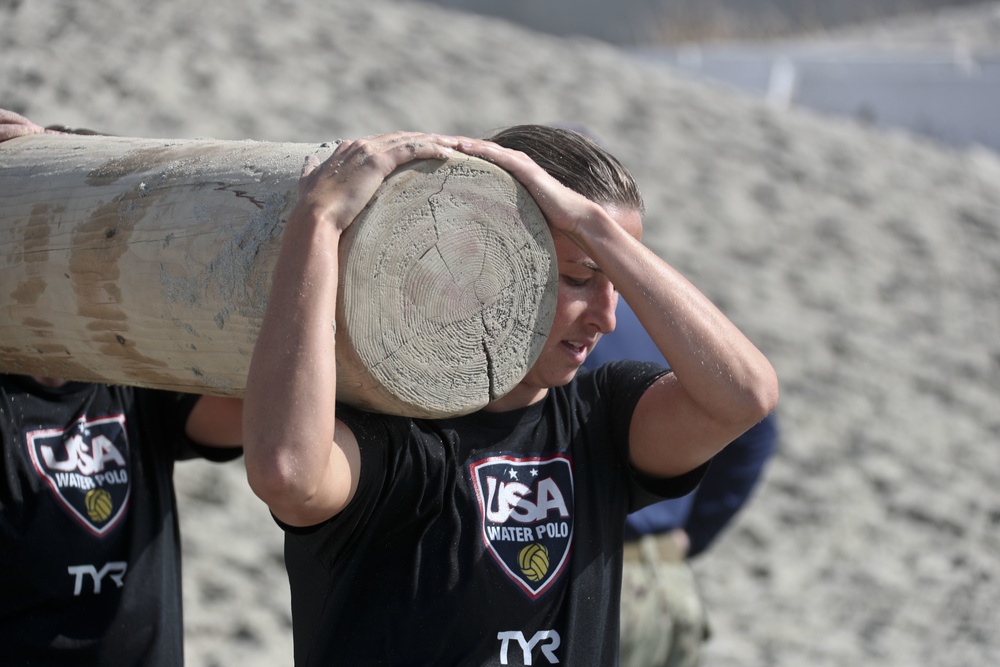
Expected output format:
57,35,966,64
85,488,114,523
518,543,550,582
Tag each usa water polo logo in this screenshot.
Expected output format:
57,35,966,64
470,454,574,599
27,414,132,536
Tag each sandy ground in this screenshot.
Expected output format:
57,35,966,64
3,1,1000,665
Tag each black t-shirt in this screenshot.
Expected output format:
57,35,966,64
0,375,237,666
282,361,707,666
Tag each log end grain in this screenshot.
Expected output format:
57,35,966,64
336,154,557,417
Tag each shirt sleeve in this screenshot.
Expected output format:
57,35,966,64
588,360,708,513
138,389,242,463
628,461,710,513
276,403,397,541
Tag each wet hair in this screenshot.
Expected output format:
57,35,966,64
487,124,644,214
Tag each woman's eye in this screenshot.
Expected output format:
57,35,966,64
563,276,588,287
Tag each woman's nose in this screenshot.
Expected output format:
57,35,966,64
590,285,618,335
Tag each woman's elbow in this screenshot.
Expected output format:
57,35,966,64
242,429,356,526
244,440,310,508
748,362,780,422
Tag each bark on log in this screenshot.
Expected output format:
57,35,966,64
0,134,556,417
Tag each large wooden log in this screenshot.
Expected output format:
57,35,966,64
0,135,556,417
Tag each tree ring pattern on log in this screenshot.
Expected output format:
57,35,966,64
336,154,557,418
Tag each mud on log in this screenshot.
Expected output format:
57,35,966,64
0,134,556,417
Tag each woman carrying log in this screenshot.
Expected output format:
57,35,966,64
242,126,778,665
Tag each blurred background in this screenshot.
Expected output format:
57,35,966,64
407,0,991,45
414,0,1000,151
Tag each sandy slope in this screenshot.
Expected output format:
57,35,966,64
2,0,999,665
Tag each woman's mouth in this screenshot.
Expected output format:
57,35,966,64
561,340,588,361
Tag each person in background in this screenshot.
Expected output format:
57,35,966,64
1,109,244,666
584,299,778,667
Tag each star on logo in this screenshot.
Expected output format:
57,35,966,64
530,468,539,477
507,468,518,480
70,417,91,439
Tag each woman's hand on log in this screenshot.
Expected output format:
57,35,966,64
293,132,459,234
246,131,458,527
0,109,67,142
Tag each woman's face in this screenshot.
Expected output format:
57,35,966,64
489,205,643,410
